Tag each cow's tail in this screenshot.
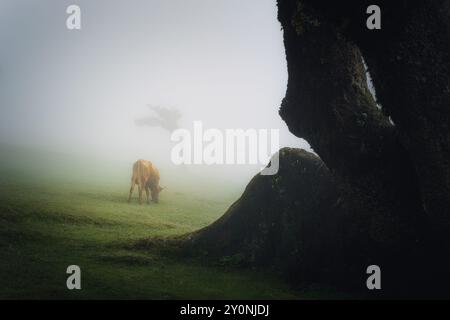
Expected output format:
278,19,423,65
130,162,138,186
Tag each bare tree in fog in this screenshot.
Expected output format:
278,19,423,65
135,104,181,133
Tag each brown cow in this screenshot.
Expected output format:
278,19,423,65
128,159,163,204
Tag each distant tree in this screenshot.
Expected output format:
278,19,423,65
135,104,181,133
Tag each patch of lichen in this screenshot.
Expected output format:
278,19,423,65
291,1,320,36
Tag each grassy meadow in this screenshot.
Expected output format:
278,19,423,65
0,144,307,299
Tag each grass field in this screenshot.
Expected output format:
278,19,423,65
0,144,308,299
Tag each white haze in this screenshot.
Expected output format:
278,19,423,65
0,0,310,186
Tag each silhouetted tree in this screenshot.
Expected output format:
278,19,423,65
135,104,181,133
180,0,450,297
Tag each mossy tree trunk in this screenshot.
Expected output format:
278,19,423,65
185,0,450,297
285,0,450,242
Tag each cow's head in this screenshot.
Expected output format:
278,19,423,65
151,186,164,203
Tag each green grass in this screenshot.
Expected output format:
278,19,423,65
0,147,304,299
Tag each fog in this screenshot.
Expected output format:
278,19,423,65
0,0,310,186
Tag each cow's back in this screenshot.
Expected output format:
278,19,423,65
132,159,152,184
131,159,159,187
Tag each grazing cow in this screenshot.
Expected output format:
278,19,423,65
128,159,163,204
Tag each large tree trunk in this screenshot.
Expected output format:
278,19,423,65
186,149,345,286
291,0,450,243
183,0,450,297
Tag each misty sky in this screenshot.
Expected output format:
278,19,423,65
0,0,310,182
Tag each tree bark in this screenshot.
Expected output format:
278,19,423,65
182,0,450,297
291,0,450,238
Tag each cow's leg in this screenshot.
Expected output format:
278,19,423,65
145,186,150,204
128,183,135,203
138,183,143,205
